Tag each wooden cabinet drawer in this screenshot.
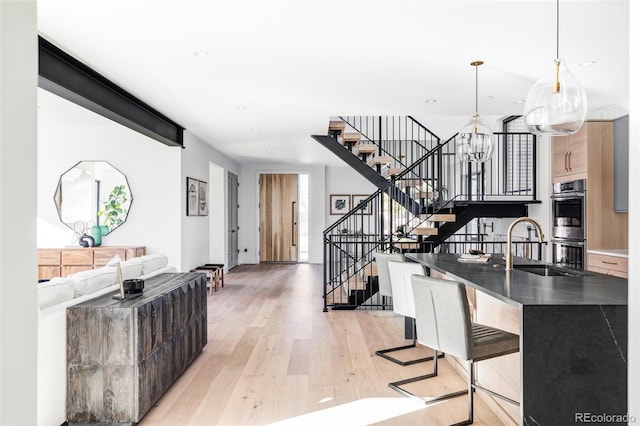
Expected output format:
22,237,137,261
38,249,61,265
94,248,128,266
62,265,93,276
587,253,628,274
62,249,94,266
39,266,61,280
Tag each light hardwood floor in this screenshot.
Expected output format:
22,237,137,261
140,264,508,426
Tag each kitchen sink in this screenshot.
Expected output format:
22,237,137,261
512,264,587,277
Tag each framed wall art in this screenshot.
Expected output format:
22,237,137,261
351,194,372,215
198,180,209,216
186,177,200,216
330,194,350,215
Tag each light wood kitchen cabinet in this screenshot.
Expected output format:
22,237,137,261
587,253,628,278
552,126,588,182
550,121,628,251
38,246,146,280
582,121,628,250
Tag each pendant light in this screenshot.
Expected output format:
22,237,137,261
456,61,494,163
523,0,587,136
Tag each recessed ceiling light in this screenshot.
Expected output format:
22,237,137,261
235,106,247,111
424,99,437,103
252,128,261,133
579,60,596,67
514,99,526,104
484,95,494,101
193,50,209,57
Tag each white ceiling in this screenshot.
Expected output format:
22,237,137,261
37,0,629,166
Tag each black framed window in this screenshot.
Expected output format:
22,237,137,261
503,116,535,195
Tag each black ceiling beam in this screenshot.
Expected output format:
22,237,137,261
38,36,184,147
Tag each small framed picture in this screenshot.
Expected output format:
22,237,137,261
330,194,351,215
352,194,372,215
186,177,199,216
198,180,208,216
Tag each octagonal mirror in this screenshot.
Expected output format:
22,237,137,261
54,161,133,235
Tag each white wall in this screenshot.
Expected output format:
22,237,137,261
180,131,240,271
37,89,183,268
0,1,38,423
325,165,377,228
238,163,325,264
209,163,226,266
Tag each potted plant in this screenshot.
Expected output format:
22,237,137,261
98,184,129,233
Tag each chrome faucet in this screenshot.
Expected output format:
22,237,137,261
505,217,544,271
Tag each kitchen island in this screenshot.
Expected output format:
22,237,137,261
405,253,628,425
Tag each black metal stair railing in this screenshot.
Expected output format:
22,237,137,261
323,145,454,311
322,185,414,311
338,116,441,173
320,116,539,311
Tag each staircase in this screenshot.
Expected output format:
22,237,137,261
315,116,539,311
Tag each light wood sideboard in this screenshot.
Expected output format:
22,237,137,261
38,246,146,280
66,272,207,425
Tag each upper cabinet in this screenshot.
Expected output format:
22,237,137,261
551,125,589,182
613,115,629,212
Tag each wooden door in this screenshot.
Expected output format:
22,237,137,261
259,174,298,262
228,172,239,269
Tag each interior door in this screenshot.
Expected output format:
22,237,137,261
228,172,239,269
259,174,298,262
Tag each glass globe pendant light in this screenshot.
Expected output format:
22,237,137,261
456,60,494,163
524,0,587,136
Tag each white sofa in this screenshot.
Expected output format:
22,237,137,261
36,254,176,426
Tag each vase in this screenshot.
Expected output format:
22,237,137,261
100,225,109,236
90,225,103,246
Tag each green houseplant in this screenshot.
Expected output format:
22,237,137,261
98,184,129,232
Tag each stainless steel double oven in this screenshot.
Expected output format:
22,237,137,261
551,179,586,269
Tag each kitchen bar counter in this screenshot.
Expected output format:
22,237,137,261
405,253,628,425
405,253,627,306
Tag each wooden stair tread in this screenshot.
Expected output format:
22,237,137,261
368,155,392,166
355,144,377,155
410,227,438,236
422,213,456,222
342,132,361,143
415,191,439,199
329,120,346,131
360,262,378,277
395,178,424,188
395,240,420,249
383,167,405,178
341,273,367,290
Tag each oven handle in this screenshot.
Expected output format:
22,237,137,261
551,192,585,199
551,239,585,246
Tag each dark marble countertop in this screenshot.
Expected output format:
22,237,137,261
405,253,628,307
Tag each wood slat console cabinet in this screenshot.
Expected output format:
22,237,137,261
37,246,146,280
66,272,207,425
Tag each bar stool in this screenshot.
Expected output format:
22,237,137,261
391,274,520,425
374,259,435,366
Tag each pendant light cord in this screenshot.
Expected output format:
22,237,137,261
556,0,560,60
475,64,479,114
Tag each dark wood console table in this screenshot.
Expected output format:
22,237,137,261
66,272,207,425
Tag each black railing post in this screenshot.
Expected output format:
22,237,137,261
466,161,473,201
323,234,329,312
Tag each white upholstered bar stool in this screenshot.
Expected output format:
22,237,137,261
391,274,520,425
374,259,436,366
